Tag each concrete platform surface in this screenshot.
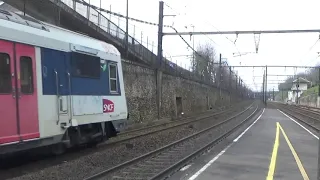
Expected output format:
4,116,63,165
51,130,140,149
169,108,319,180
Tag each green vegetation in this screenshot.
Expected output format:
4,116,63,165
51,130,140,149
300,86,318,97
275,90,288,101
278,64,319,91
276,64,320,100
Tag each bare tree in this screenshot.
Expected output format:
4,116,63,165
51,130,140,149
191,43,217,82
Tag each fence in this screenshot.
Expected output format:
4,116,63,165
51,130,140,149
59,0,244,95
61,0,159,65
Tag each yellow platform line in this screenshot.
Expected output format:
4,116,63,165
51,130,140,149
266,122,280,180
278,124,310,180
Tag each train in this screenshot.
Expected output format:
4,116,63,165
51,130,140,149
0,9,128,155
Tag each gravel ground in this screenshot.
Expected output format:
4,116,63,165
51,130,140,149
103,105,258,180
110,103,248,143
3,102,252,180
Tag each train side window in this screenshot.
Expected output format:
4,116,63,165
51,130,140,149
0,53,11,94
109,63,118,93
20,56,34,94
71,52,100,79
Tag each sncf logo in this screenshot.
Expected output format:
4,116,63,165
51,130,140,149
103,99,114,113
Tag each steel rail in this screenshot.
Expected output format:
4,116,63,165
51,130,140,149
84,103,255,180
105,102,254,146
150,106,259,180
275,104,319,132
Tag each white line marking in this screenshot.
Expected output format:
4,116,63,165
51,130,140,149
277,109,319,139
188,108,265,180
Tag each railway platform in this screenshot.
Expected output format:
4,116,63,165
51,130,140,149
169,108,319,180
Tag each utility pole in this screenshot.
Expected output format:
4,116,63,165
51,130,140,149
296,77,300,104
241,79,243,98
229,66,232,90
157,1,164,68
239,78,241,97
125,0,129,57
318,67,320,180
219,54,222,98
263,70,265,103
265,65,268,105
191,25,195,70
235,75,238,91
156,1,164,120
273,88,275,101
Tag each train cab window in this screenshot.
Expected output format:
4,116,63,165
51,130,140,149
109,63,118,92
0,53,11,93
20,56,34,94
71,52,100,78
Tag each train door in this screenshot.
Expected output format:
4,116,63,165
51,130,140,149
15,43,39,140
0,41,39,144
56,53,71,127
0,40,19,144
41,48,71,127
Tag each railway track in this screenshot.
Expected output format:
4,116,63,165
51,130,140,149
106,101,253,145
273,103,320,132
118,101,251,136
84,102,260,180
298,104,320,113
0,101,252,180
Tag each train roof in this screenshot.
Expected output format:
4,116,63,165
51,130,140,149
0,8,120,57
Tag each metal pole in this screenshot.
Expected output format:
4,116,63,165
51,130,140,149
219,54,222,98
157,1,164,68
297,78,300,104
125,0,129,57
109,5,111,21
239,77,241,96
156,1,164,120
87,0,90,19
141,31,143,44
318,67,320,180
192,25,195,70
23,0,26,16
133,25,136,39
265,65,268,105
117,14,120,37
98,0,101,26
273,88,275,101
235,75,238,90
229,67,232,89
263,70,265,103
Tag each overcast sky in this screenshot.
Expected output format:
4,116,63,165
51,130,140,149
68,0,320,91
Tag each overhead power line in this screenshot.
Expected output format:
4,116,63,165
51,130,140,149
299,36,320,65
170,27,205,60
163,29,320,35
76,0,173,27
164,2,243,57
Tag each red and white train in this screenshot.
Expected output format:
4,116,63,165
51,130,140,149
0,9,128,154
